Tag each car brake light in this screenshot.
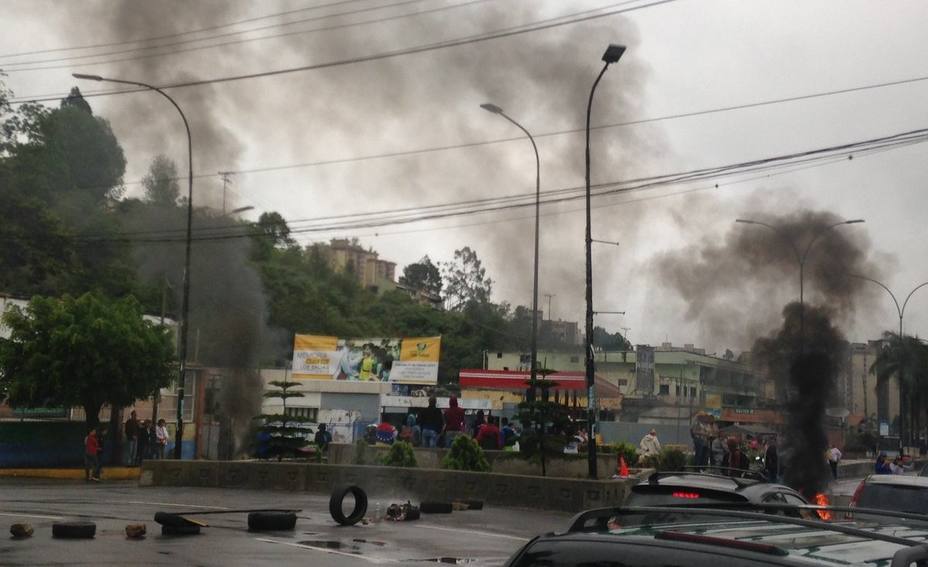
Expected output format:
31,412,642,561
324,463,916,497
672,491,700,499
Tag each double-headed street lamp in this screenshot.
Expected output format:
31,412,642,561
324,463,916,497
480,103,542,403
74,73,194,460
735,218,864,348
848,275,928,446
585,44,626,480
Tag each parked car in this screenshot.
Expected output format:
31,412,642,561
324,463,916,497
503,505,928,567
851,474,928,515
626,471,810,516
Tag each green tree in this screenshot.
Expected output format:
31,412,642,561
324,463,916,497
141,154,180,207
870,331,928,443
442,435,490,472
399,256,442,297
441,246,493,310
592,326,632,351
0,292,175,428
255,379,309,460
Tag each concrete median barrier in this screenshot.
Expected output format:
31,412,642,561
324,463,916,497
141,460,638,513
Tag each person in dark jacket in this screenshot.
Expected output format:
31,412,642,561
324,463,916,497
442,396,466,448
764,439,779,482
418,397,444,448
137,420,150,464
721,437,748,475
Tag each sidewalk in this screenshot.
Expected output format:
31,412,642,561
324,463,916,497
0,466,140,480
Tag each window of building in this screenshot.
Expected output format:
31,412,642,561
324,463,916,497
659,384,669,395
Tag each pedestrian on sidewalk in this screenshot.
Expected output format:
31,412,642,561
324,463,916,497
418,397,443,449
137,420,150,464
155,419,169,459
638,429,662,459
124,410,139,465
442,396,466,448
827,444,842,480
84,428,101,481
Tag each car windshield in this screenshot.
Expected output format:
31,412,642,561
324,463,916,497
858,484,928,514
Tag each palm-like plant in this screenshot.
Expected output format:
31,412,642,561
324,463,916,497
870,332,928,445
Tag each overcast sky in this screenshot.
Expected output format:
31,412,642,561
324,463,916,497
3,0,928,354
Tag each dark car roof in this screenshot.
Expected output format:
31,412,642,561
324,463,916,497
505,507,928,567
630,471,808,503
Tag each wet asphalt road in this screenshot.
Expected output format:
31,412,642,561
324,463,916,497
0,479,570,566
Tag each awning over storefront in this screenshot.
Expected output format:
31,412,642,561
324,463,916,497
459,369,620,398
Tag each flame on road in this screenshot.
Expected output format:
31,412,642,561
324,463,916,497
815,493,832,520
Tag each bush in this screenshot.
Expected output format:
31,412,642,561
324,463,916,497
612,442,639,467
442,436,490,472
382,441,417,468
637,447,688,472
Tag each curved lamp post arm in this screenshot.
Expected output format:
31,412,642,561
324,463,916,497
901,282,928,321
849,274,902,321
735,219,802,265
800,220,865,265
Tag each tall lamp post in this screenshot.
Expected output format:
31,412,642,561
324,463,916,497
480,103,542,403
74,73,194,460
585,44,626,479
735,218,864,348
848,275,928,446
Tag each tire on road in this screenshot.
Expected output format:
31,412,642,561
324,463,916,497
247,511,297,532
329,485,368,526
161,524,201,536
419,501,453,514
52,521,96,539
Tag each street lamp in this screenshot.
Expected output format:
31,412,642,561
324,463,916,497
585,43,626,480
848,275,928,446
735,218,864,348
74,73,194,460
480,102,542,405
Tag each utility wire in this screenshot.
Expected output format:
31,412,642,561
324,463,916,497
6,0,677,102
0,0,481,71
0,0,375,58
71,126,928,239
17,126,922,244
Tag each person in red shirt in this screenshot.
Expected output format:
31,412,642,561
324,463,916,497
84,428,101,481
442,396,466,448
475,417,502,450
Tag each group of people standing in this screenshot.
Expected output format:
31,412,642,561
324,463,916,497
123,410,169,465
874,452,908,474
372,396,519,450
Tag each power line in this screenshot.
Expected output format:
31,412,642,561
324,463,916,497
1,0,480,71
6,0,677,103
0,0,375,59
18,126,923,244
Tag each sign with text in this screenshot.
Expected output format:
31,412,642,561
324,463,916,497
292,335,441,384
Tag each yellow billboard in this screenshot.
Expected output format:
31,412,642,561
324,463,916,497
291,335,441,384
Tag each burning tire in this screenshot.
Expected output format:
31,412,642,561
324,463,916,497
419,501,453,514
247,511,297,532
52,521,96,539
329,485,368,526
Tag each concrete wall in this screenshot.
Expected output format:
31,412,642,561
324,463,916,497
140,460,635,513
328,443,625,479
599,421,694,449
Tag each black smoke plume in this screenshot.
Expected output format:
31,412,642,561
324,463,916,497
753,303,845,497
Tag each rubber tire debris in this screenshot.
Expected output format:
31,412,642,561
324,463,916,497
52,521,96,539
154,512,205,527
125,523,147,539
247,511,297,532
329,485,368,526
10,523,33,538
161,524,201,536
420,501,453,514
463,499,484,510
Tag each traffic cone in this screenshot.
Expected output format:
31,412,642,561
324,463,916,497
619,455,629,478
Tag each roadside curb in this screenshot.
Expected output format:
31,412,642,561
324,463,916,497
0,467,141,480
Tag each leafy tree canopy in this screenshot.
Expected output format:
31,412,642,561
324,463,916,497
142,154,181,207
441,246,492,310
0,292,175,427
399,255,442,297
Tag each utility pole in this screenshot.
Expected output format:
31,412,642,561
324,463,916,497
543,293,555,321
219,171,232,215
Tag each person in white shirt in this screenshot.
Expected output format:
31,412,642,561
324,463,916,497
827,445,842,479
639,429,662,459
155,419,169,459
